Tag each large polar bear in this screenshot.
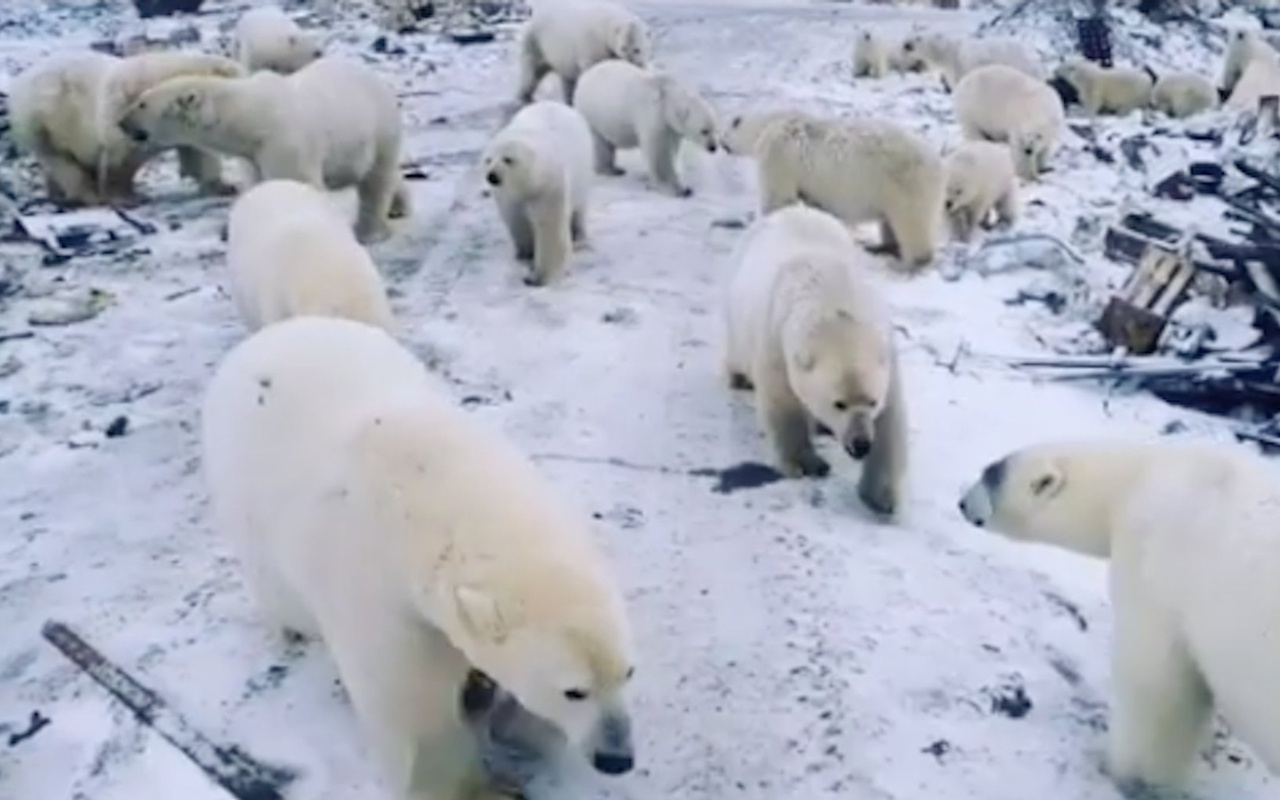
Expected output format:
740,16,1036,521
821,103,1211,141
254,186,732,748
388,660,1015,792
1222,28,1280,97
723,205,907,516
201,316,638,798
235,6,324,74
958,439,1280,796
954,64,1065,181
901,32,1043,91
719,109,796,157
516,0,651,104
752,112,945,271
481,100,594,286
117,56,410,243
226,180,395,333
572,60,718,197
8,49,242,205
943,140,1018,242
1150,72,1219,118
853,30,888,79
1054,57,1154,117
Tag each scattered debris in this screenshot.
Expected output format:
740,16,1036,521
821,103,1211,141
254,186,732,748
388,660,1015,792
7,710,50,747
41,621,298,800
15,207,151,264
104,416,129,438
1097,246,1196,355
985,680,1033,719
130,0,204,18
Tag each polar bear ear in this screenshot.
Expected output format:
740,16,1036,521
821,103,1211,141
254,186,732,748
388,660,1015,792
791,344,816,372
1029,466,1065,500
455,585,508,643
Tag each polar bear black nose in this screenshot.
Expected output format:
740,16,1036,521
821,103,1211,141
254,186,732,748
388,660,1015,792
592,752,634,775
485,171,501,187
846,437,872,460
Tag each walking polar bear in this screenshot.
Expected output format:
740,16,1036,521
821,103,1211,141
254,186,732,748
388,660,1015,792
1221,27,1280,97
235,6,324,74
1054,58,1155,116
724,205,908,516
201,316,638,799
117,56,409,243
516,0,651,104
226,180,395,333
481,100,594,286
572,60,719,197
749,111,945,271
959,439,1280,796
954,64,1065,181
1150,73,1219,118
8,49,242,205
943,140,1018,242
901,32,1043,91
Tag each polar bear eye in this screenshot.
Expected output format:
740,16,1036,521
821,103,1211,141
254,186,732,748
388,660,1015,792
501,156,514,166
564,688,589,701
625,666,635,680
833,400,848,412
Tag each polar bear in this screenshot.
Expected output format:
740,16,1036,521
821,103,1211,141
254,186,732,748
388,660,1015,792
723,205,907,515
752,112,945,271
719,109,797,156
571,60,718,197
853,30,889,79
954,64,1065,181
235,6,324,74
8,49,242,206
516,0,651,105
1150,72,1219,118
201,315,638,797
943,140,1018,242
1054,57,1154,116
117,56,410,243
901,32,1043,91
958,439,1280,796
226,180,395,333
1226,53,1280,112
481,100,594,286
1222,27,1280,97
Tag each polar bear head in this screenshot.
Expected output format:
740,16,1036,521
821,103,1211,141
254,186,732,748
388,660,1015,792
1008,130,1049,181
610,18,650,67
117,76,217,147
446,579,637,775
481,139,543,198
274,31,325,73
654,75,718,153
787,308,891,461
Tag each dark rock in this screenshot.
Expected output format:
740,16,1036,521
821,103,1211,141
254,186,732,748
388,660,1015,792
131,0,204,18
105,416,129,438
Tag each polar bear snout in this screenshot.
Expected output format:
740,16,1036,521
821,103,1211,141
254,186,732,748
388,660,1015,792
486,171,501,187
587,711,635,775
845,436,872,460
958,482,992,527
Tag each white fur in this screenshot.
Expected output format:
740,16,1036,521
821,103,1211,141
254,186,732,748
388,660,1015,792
8,49,242,205
1222,27,1280,96
202,316,638,794
236,6,324,74
723,205,908,515
853,30,888,79
960,440,1280,795
572,59,719,196
481,100,594,286
1056,57,1154,116
752,112,946,271
943,140,1018,242
1227,53,1280,111
516,0,651,104
902,32,1043,91
226,180,395,333
719,109,796,157
118,56,409,243
1150,73,1219,118
954,64,1065,181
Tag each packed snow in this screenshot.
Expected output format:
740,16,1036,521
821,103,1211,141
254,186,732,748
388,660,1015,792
0,0,1277,799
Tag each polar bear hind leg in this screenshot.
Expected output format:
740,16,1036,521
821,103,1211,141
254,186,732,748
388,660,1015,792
570,206,587,244
592,130,623,176
389,177,413,219
991,187,1018,229
641,124,689,197
43,151,102,206
236,551,320,640
1106,593,1213,795
857,346,906,517
177,147,236,195
354,142,400,244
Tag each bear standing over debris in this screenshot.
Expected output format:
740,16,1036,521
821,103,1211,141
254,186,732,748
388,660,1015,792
943,140,1018,242
226,180,395,333
235,6,324,74
1150,72,1219,118
516,0,651,105
1221,27,1279,97
853,30,889,79
959,439,1280,796
750,111,945,271
117,56,410,243
572,60,719,197
723,204,907,516
8,49,243,205
954,64,1064,181
481,100,595,286
1054,57,1154,117
201,315,638,798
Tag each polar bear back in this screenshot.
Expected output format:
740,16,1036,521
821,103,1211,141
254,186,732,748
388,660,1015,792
9,51,118,164
226,180,394,332
572,58,656,149
955,64,1063,142
497,100,595,206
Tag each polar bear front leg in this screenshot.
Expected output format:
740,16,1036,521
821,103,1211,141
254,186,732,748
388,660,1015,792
755,356,829,478
517,33,551,104
591,130,624,176
177,147,237,196
526,193,571,286
640,124,690,197
991,187,1018,229
948,206,975,242
497,197,535,261
1105,589,1212,796
857,346,907,517
41,152,103,206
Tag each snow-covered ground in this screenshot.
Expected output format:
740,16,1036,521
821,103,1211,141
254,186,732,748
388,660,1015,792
1,1,1278,799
